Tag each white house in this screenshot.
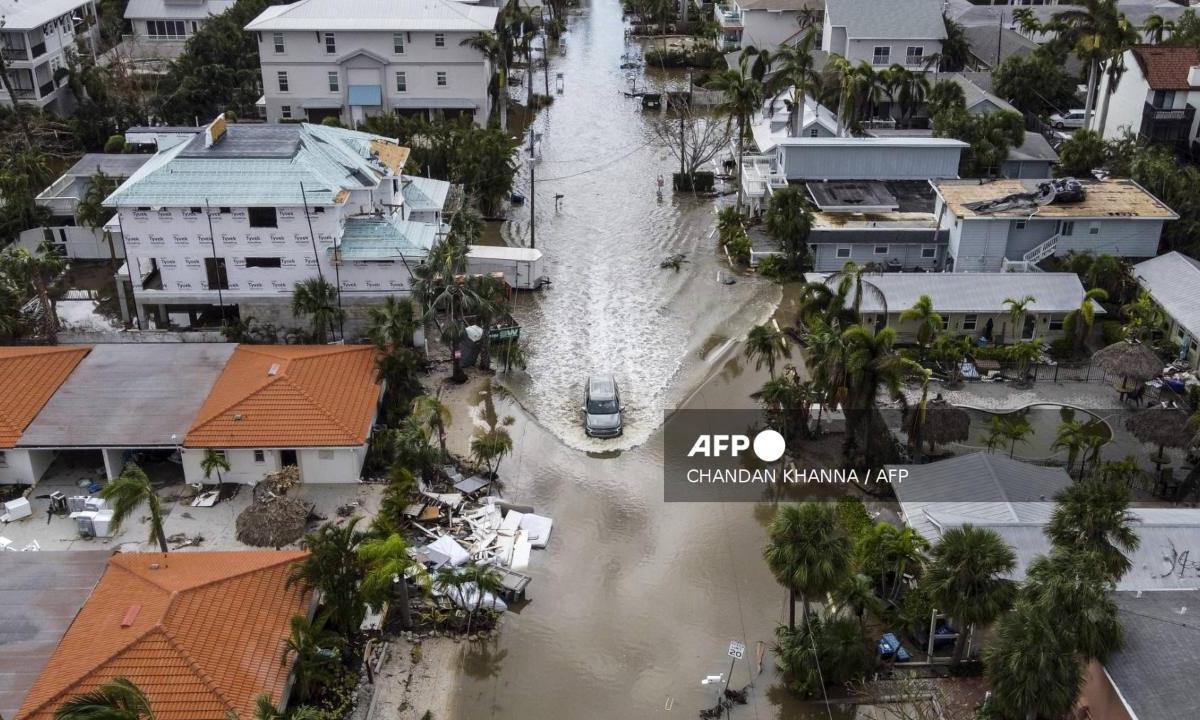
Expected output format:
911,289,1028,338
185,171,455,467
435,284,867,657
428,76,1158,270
1132,251,1200,370
245,0,499,127
124,0,235,42
0,0,100,113
1090,45,1200,154
715,0,821,52
821,0,945,72
932,178,1177,273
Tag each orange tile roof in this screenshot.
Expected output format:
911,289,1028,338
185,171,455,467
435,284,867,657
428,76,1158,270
1132,45,1200,91
184,345,381,448
0,346,90,448
16,551,311,720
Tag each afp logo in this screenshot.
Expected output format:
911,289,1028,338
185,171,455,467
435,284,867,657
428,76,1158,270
687,430,786,462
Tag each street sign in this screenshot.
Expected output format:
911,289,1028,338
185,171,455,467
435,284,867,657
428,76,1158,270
727,641,745,659
489,324,521,341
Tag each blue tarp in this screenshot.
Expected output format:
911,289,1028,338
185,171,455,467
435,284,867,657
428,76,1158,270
348,84,382,106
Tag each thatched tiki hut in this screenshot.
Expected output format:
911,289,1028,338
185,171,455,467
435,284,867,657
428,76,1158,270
1125,408,1192,475
904,398,971,456
1092,340,1162,389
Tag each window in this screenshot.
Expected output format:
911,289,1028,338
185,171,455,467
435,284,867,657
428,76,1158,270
248,207,278,228
212,450,228,462
189,206,202,214
324,32,336,53
836,246,851,259
218,206,232,214
809,128,819,137
0,450,6,468
328,71,339,92
436,71,447,87
277,70,289,92
146,20,186,39
281,104,293,119
873,245,889,255
940,317,949,330
393,32,405,54
318,449,335,459
1088,221,1100,235
1015,219,1026,229
272,32,284,53
395,71,407,92
314,206,325,214
434,33,445,47
921,246,937,259
204,257,229,290
245,257,282,268
962,314,978,331
1048,314,1065,331
254,450,266,463
1153,90,1176,108
905,45,924,66
872,46,890,65
1060,220,1074,236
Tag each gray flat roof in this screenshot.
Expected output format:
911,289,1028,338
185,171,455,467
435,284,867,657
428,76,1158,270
0,551,111,720
1134,251,1200,340
18,344,237,448
63,153,153,179
1105,590,1200,720
803,271,1096,314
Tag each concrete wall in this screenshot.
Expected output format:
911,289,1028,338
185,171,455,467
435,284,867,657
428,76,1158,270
181,445,365,484
298,446,364,484
256,28,491,126
0,448,57,485
741,10,802,48
1093,54,1149,142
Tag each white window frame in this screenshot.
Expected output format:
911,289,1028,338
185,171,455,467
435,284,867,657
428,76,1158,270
1088,221,1100,235
905,45,924,66
280,104,292,119
324,32,336,53
436,70,447,87
1060,220,1074,236
328,71,339,92
921,246,937,259
434,32,445,47
873,245,889,255
1048,314,1065,331
277,70,289,93
872,45,890,65
962,314,978,331
395,71,407,93
272,32,285,53
835,246,851,259
393,32,405,54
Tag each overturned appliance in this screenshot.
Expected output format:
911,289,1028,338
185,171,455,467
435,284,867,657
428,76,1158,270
963,178,1086,214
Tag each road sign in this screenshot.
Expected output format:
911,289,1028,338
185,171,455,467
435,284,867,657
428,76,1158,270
489,324,521,341
727,641,745,659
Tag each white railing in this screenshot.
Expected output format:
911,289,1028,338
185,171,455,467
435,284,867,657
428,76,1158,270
1022,233,1060,264
1001,258,1044,273
741,157,785,198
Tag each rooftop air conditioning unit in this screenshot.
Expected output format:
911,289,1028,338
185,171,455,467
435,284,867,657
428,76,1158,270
1190,66,1200,88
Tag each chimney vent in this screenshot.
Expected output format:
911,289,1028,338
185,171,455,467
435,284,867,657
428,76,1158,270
268,363,280,376
121,604,142,627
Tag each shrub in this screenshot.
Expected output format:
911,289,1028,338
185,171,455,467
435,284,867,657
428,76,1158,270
756,254,790,280
673,171,715,192
1100,320,1125,345
835,496,873,542
725,231,751,265
103,134,126,153
1048,338,1075,361
224,109,238,123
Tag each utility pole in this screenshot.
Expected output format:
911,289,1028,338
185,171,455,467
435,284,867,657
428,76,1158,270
528,131,536,249
542,9,550,98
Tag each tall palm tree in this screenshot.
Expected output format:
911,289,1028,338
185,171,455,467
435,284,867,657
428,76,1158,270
412,394,452,461
841,324,908,464
1053,0,1129,130
1022,549,1123,661
75,170,120,269
763,503,851,630
762,185,813,272
744,322,791,378
1143,13,1174,44
199,448,230,485
1002,294,1037,344
99,463,169,554
358,532,427,629
366,295,417,351
898,294,942,356
983,599,1085,720
1051,413,1090,477
709,55,765,211
55,677,154,720
0,242,65,334
291,276,344,344
282,615,344,703
828,260,884,317
1046,479,1139,582
924,524,1017,666
769,29,821,138
1064,287,1108,353
375,345,423,426
290,518,366,634
1006,340,1043,387
461,31,507,130
471,423,514,478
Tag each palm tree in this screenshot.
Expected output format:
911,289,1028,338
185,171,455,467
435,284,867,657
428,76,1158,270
199,448,230,485
412,394,452,461
927,78,966,118
931,333,971,387
769,29,821,138
828,260,884,317
1006,340,1043,387
291,276,344,344
358,532,427,629
1051,413,1090,477
983,600,1085,720
841,324,908,464
1022,549,1123,661
774,616,875,698
0,242,65,334
744,322,791,378
55,677,154,720
1064,287,1108,353
75,170,120,269
753,365,816,443
804,319,848,434
763,503,851,630
996,414,1033,458
471,422,514,478
1053,0,1131,130
290,518,366,634
99,463,168,554
830,572,883,625
1143,13,1174,44
367,295,417,351
898,294,942,356
762,186,813,272
375,345,423,426
461,31,507,130
251,693,323,720
1046,479,1140,582
282,615,344,703
1120,290,1164,342
709,55,765,211
924,524,1017,666
1002,294,1037,344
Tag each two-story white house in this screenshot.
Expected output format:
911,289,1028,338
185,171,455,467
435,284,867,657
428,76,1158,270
932,178,1177,273
0,0,100,113
715,0,821,52
124,0,235,43
821,0,945,73
1090,45,1200,155
245,0,499,127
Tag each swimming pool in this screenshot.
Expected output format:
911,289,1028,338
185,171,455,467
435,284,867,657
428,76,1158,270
954,403,1113,461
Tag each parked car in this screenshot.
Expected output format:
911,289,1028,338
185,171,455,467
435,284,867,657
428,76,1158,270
583,375,623,437
1049,109,1087,129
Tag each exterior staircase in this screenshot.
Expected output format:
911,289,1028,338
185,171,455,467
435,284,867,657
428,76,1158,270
1022,233,1060,264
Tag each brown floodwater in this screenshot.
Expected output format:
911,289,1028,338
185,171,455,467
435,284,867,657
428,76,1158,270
439,2,857,717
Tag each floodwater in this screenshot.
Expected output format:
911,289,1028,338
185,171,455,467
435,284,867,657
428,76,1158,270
442,1,850,719
497,0,779,452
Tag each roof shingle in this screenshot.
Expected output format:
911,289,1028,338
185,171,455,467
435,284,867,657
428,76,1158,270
1132,45,1200,91
16,551,311,720
0,346,90,448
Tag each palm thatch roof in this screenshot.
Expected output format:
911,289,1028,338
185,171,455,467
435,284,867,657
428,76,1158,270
235,496,312,548
1092,340,1163,381
1125,408,1193,449
905,399,971,446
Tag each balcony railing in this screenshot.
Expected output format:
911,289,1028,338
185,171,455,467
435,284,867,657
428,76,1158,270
29,41,46,59
741,156,786,198
1140,102,1196,146
715,5,742,27
2,46,29,62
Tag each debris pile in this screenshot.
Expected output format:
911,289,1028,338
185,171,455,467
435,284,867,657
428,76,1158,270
236,466,312,547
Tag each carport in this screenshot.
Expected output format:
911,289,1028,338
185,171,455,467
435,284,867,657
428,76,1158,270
15,344,237,480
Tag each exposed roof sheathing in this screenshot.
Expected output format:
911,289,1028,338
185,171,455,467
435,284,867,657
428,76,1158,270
933,179,1178,219
16,552,310,720
185,345,381,448
0,347,90,448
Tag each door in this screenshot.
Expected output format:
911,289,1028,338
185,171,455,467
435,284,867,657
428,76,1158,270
280,449,298,469
1022,315,1037,340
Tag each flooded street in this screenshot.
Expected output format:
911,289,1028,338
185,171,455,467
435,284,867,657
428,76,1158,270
498,0,779,452
441,2,838,718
